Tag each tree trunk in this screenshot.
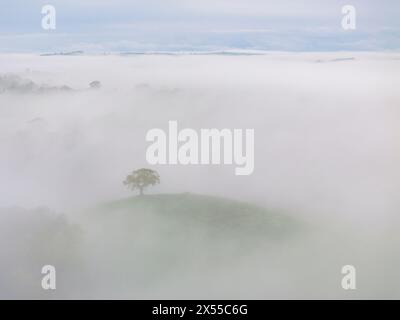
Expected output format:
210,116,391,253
139,187,144,196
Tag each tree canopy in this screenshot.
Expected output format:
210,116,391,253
123,168,160,195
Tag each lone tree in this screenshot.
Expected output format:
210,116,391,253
123,168,160,196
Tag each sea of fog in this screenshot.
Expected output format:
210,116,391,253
0,52,399,298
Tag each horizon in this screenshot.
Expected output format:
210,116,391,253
1,0,400,53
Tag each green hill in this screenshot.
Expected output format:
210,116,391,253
78,193,303,293
89,193,300,242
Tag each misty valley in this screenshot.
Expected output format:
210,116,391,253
0,52,399,299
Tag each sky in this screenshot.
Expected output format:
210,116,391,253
0,0,399,53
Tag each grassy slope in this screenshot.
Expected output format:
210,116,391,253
91,193,300,241
80,193,303,293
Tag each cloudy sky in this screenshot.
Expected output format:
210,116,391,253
0,0,399,52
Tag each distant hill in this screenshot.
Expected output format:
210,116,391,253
88,193,301,244
40,51,84,56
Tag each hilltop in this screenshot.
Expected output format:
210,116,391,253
88,193,300,243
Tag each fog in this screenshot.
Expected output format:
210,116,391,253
0,52,399,298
